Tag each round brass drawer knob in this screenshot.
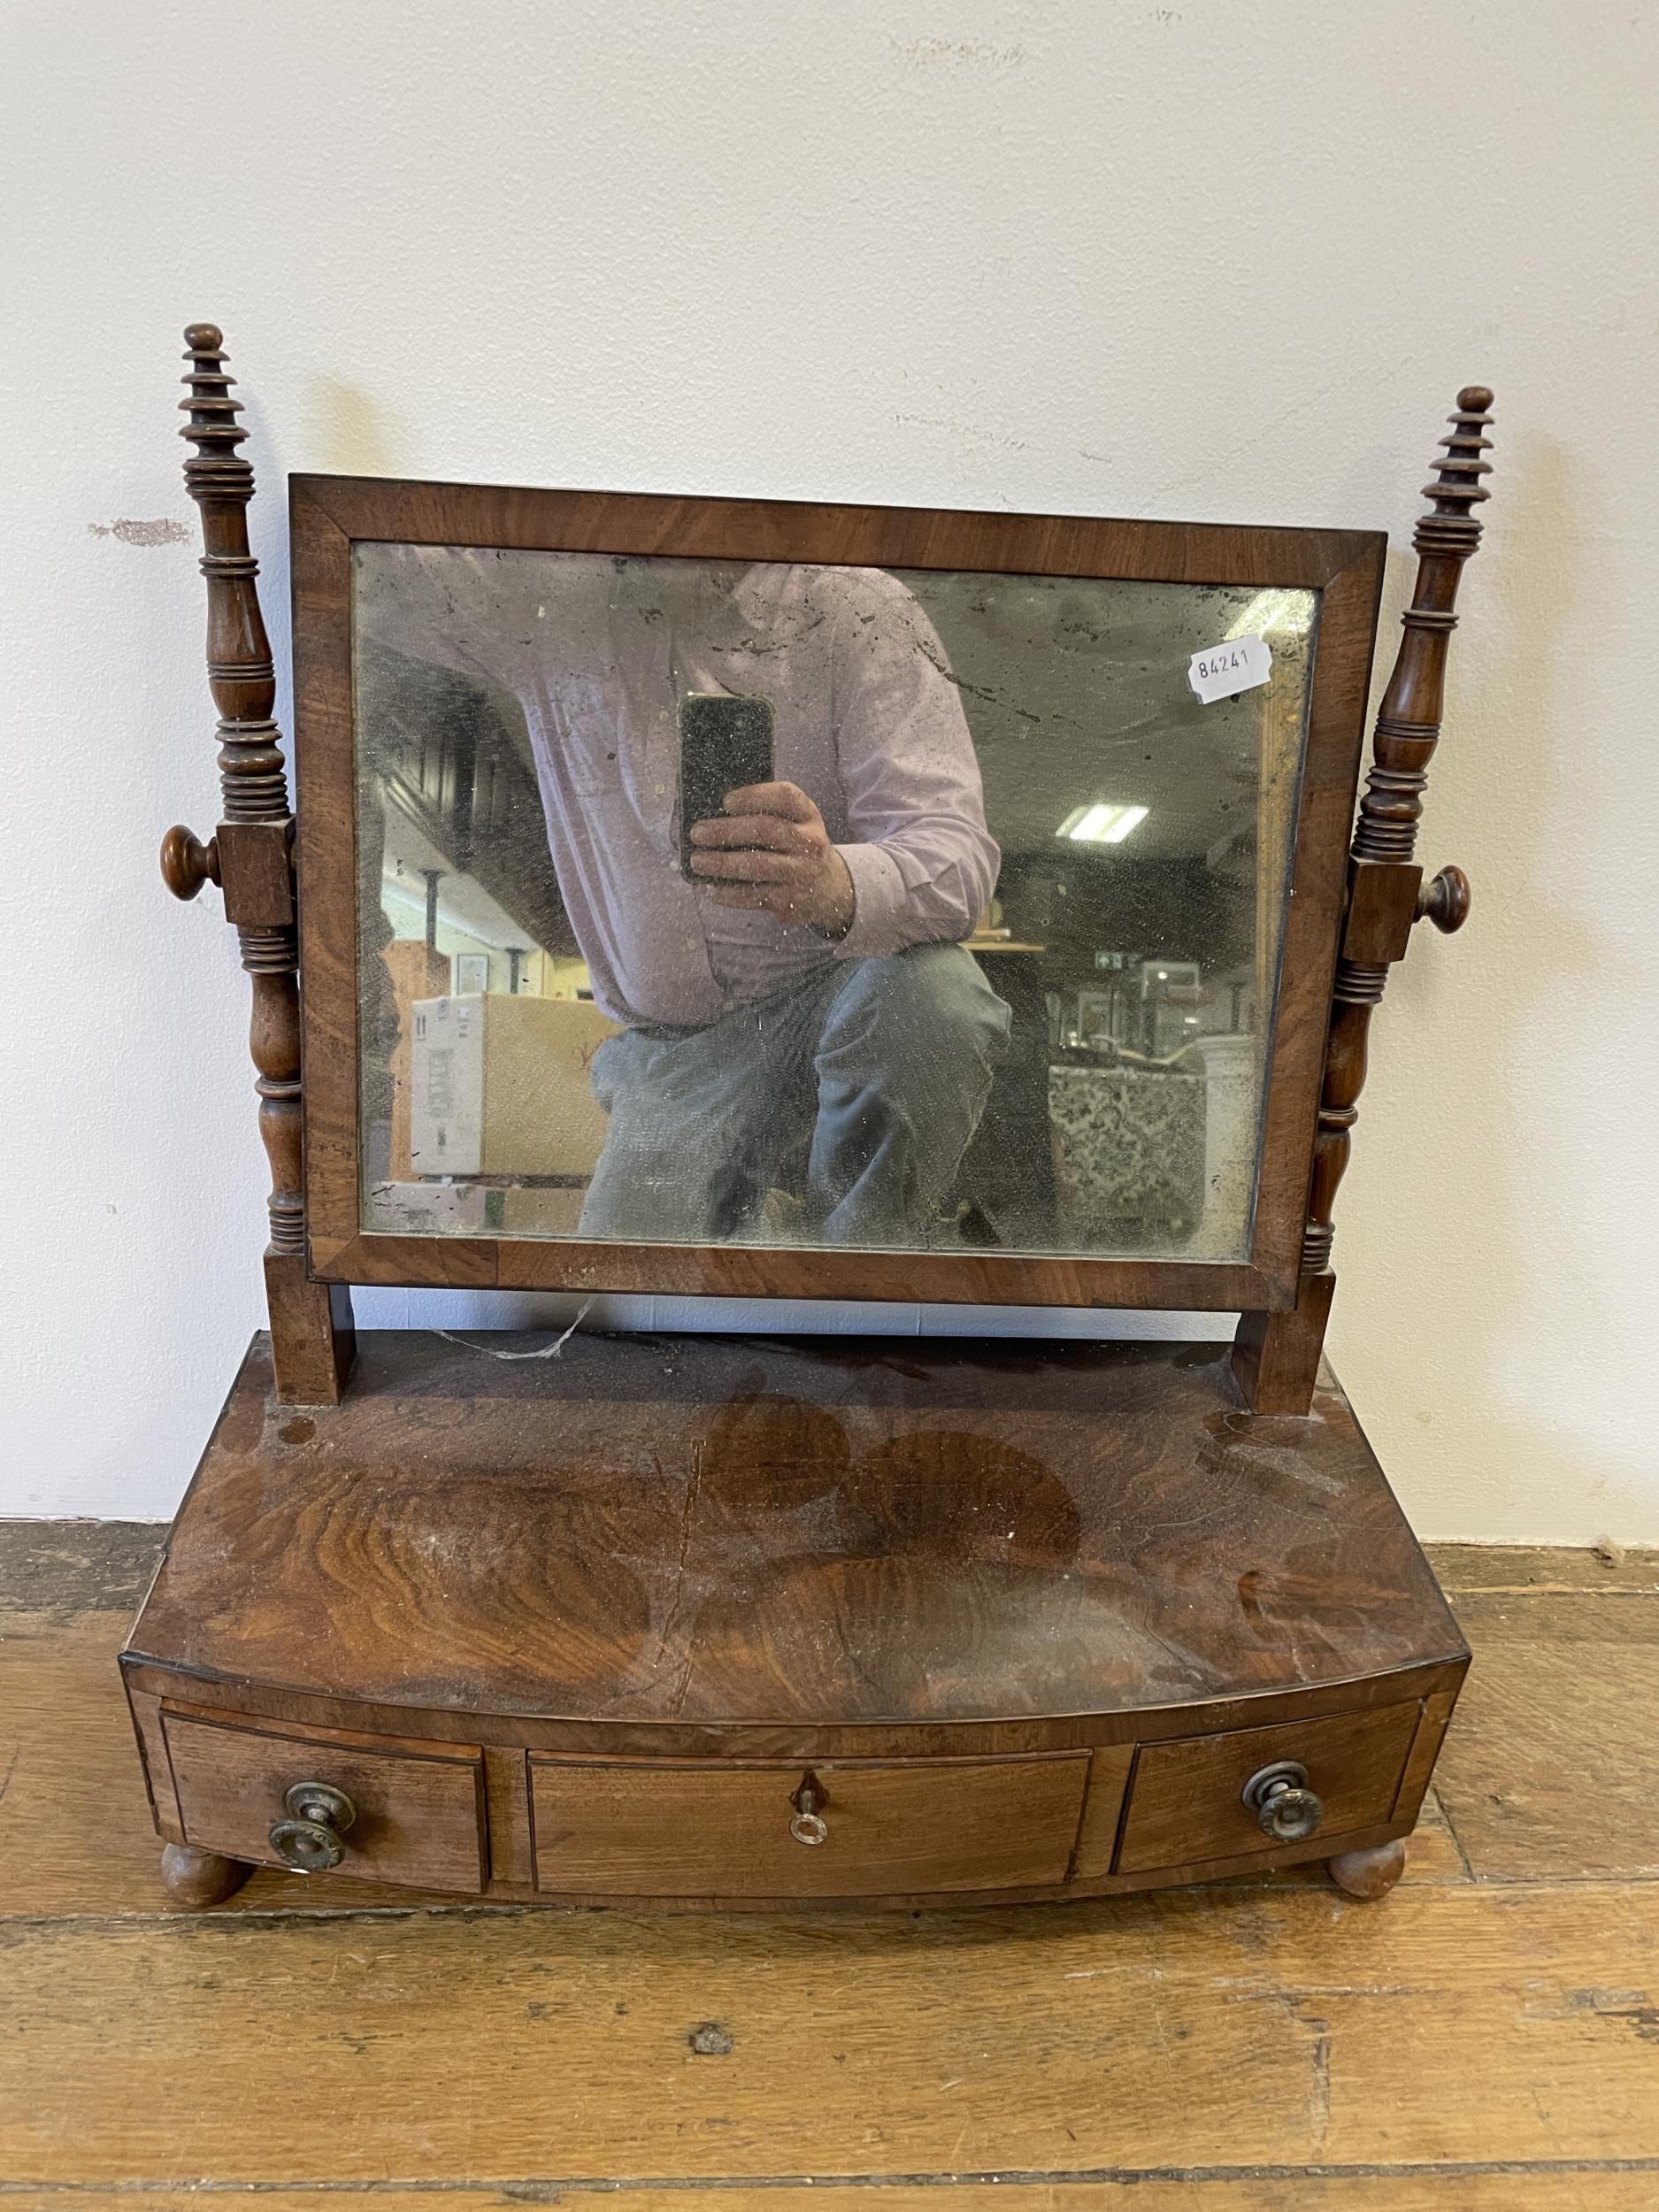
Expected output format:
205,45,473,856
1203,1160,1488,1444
1242,1760,1325,1843
269,1781,357,1873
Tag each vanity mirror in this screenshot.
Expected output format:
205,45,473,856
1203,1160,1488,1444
297,479,1374,1321
127,328,1492,1915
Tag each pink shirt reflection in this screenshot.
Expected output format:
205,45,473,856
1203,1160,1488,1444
357,546,1000,1030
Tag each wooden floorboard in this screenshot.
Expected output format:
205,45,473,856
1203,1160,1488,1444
5,1886,1659,2182
0,1525,1655,2203
1426,1543,1659,1595
6,2179,1659,2209
1430,1593,1659,1882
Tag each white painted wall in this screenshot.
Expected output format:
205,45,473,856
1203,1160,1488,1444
4,2,1655,1537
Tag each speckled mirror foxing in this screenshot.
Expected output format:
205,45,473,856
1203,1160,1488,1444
351,546,1316,1264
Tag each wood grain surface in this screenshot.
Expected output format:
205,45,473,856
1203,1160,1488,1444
124,1332,1465,1735
1430,1590,1659,1879
24,2184,1659,2212
4,1532,1656,2202
165,1711,488,1890
527,1751,1090,1897
1115,1702,1421,1873
5,1888,1657,2184
1,1613,1474,1926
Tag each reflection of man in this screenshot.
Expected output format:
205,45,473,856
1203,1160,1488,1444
360,548,1008,1246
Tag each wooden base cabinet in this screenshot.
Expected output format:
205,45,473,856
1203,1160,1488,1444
125,1331,1466,1911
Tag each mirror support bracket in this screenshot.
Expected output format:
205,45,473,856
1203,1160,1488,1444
1233,386,1494,1415
173,323,355,1405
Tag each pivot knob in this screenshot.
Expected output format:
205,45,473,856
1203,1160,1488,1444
1242,1760,1325,1843
160,824,220,902
1416,864,1471,934
268,1780,356,1872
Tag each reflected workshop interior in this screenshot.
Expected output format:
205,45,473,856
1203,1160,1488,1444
355,565,1315,1261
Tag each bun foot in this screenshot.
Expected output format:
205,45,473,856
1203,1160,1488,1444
1327,1839,1407,1900
160,1842,253,1909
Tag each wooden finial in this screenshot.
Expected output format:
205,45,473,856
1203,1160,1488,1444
1351,388,1496,866
1412,386,1495,558
180,323,253,506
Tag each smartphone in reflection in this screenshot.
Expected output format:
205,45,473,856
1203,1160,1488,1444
679,693,775,876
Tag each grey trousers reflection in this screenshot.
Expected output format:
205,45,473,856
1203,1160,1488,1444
580,942,1011,1248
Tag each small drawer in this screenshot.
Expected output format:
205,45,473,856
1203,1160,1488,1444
530,1753,1090,1898
164,1709,488,1892
1116,1703,1420,1874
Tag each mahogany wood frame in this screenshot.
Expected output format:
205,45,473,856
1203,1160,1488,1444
290,478,1385,1318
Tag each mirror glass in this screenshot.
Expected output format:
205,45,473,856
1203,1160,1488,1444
352,545,1317,1261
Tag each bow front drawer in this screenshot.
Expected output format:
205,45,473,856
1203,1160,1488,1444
163,1709,488,1892
1116,1702,1421,1874
530,1753,1091,1899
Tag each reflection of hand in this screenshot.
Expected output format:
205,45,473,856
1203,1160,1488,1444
687,781,856,938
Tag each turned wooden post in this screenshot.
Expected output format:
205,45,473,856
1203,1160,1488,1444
162,323,355,1403
1233,387,1494,1414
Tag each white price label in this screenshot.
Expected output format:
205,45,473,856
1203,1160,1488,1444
1188,634,1272,705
